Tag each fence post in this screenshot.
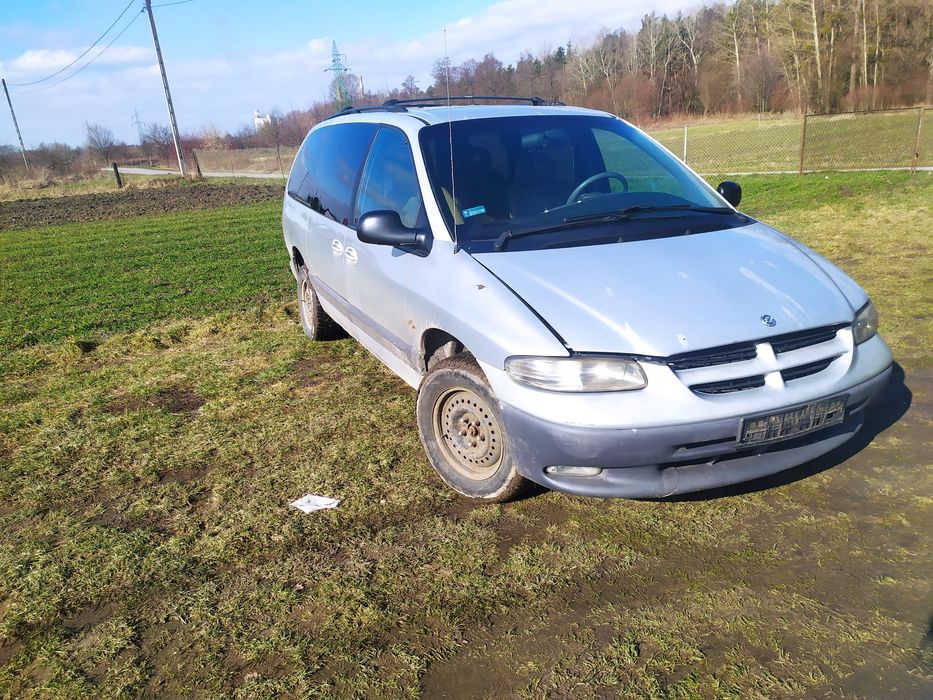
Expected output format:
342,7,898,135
683,126,688,163
912,107,924,174
275,143,285,179
111,162,123,188
798,113,808,175
190,149,203,179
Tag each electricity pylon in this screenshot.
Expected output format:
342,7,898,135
326,41,351,112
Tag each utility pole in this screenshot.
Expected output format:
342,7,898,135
143,0,186,176
1,78,29,171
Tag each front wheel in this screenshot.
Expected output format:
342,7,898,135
417,355,527,501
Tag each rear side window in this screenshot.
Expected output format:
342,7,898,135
288,122,378,225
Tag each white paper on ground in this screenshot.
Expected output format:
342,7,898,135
290,494,340,513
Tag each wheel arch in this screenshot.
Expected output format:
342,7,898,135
420,328,467,373
291,246,305,277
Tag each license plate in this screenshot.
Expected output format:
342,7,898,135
738,396,846,446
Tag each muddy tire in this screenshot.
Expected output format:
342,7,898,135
297,265,344,341
417,354,527,502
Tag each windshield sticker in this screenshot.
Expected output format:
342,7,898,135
461,205,486,218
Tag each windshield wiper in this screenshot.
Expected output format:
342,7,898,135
493,213,630,251
493,205,740,251
493,218,613,251
563,204,736,224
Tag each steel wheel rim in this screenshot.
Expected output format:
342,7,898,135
433,387,502,480
299,278,315,327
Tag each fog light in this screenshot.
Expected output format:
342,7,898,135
544,466,603,477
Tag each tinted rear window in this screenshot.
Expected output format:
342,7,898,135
288,122,378,225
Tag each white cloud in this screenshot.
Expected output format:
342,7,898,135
0,0,698,147
1,45,150,80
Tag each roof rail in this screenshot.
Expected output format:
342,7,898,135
324,103,409,121
324,95,566,120
383,95,565,107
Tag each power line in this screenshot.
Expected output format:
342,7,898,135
7,0,136,87
17,11,144,95
152,0,195,6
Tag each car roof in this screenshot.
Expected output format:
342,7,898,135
327,104,612,127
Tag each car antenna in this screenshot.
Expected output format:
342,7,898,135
444,28,459,253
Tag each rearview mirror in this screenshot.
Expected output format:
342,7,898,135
717,180,742,207
357,210,431,256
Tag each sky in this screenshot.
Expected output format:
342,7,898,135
0,0,697,148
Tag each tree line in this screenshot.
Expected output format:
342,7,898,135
417,0,932,118
220,0,933,153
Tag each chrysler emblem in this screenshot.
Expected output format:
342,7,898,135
761,314,777,327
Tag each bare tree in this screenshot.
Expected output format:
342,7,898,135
85,123,116,163
141,122,174,166
722,2,749,102
809,0,824,99
591,32,624,113
401,74,419,98
677,12,705,90
256,109,288,177
570,43,598,97
928,33,933,104
199,124,227,150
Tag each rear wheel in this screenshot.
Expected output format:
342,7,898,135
417,355,527,501
297,266,344,341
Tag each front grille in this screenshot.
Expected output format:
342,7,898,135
692,375,766,395
667,344,757,371
668,323,849,396
771,325,845,354
781,357,838,382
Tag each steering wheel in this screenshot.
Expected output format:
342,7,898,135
566,171,629,205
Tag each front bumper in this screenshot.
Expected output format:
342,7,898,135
501,364,892,498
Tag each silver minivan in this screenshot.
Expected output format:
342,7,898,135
282,98,892,501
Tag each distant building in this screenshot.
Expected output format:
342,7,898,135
253,110,272,130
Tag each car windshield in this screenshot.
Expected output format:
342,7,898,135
419,114,734,252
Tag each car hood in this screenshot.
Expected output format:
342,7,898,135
473,222,857,357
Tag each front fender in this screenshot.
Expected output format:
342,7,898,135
408,240,568,377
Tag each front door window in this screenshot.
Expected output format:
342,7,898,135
354,128,423,229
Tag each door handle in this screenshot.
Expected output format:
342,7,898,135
331,239,344,257
344,246,358,266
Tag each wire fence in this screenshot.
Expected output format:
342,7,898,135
645,106,930,176
800,107,927,172
191,146,296,179
185,107,929,182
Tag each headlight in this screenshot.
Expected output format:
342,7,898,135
853,300,878,344
505,356,647,392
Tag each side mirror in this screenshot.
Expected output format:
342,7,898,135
717,180,742,207
357,210,431,256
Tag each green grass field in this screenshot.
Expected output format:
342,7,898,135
0,201,287,350
1,173,931,697
648,110,932,174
